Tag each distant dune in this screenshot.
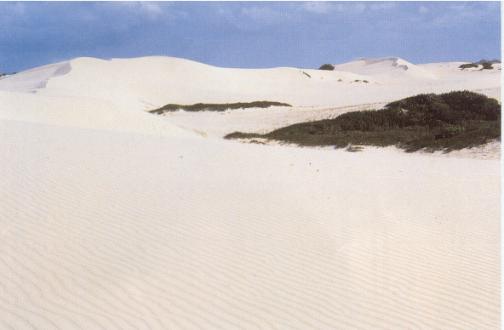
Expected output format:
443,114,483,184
0,55,500,136
333,57,439,80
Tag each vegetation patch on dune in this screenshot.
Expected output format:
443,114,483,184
149,101,291,114
459,59,500,70
318,64,335,71
225,91,500,152
0,72,16,78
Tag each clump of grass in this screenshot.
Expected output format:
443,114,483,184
249,139,266,145
224,132,262,140
346,144,364,152
226,91,500,152
149,101,291,114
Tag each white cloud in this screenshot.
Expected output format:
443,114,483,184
430,3,497,27
353,3,367,13
302,2,333,14
241,6,277,21
138,3,164,20
418,6,429,15
369,3,396,11
96,2,176,22
5,2,26,16
302,2,374,15
0,2,27,29
215,4,296,31
0,2,26,19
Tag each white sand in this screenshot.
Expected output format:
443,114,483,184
0,56,500,329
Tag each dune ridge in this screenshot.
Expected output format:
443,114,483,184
0,55,499,139
333,57,439,80
0,61,71,92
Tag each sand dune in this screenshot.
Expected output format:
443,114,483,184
1,56,499,111
333,57,438,81
0,90,195,138
1,120,499,329
0,61,71,93
0,55,499,137
0,56,500,329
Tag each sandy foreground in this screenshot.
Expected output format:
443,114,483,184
0,57,501,329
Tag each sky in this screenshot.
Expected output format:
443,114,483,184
0,1,500,72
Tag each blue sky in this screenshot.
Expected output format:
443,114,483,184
0,1,500,72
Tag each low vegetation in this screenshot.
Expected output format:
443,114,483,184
149,101,291,114
318,64,335,71
459,59,500,70
225,91,500,152
458,63,479,70
0,71,16,77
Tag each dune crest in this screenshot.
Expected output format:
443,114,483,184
0,61,71,92
333,57,439,80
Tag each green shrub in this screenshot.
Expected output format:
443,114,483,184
227,91,501,152
224,132,262,139
459,59,499,70
149,101,292,114
476,59,500,65
480,62,493,70
319,64,335,71
459,63,479,69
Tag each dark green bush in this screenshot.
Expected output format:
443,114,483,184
476,59,500,65
459,59,500,70
319,64,335,71
481,62,493,70
459,63,479,69
0,72,16,77
226,91,501,152
149,101,292,114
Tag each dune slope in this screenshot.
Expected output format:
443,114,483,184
0,120,499,329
